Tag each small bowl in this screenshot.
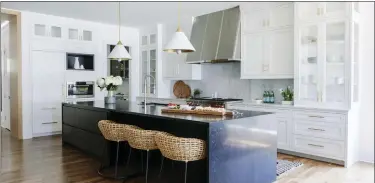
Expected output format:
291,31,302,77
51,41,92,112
253,99,263,104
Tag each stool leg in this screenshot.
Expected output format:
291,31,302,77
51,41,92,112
125,146,132,170
184,161,188,183
145,150,150,183
99,140,107,169
114,141,120,178
158,156,164,178
141,151,144,172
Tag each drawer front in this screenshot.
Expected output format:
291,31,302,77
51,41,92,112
293,120,346,140
291,135,345,159
33,106,62,134
293,111,344,123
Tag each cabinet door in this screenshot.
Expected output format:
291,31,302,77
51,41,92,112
295,23,321,105
277,118,289,150
82,30,92,41
68,28,79,40
321,2,347,19
32,51,64,133
243,9,268,33
322,20,348,107
50,26,62,38
296,2,321,22
269,3,294,28
241,33,265,77
267,28,294,77
34,24,48,37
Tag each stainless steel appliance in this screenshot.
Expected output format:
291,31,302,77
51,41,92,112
66,81,94,99
187,97,243,108
186,6,240,64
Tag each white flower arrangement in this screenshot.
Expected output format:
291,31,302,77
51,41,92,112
96,76,123,91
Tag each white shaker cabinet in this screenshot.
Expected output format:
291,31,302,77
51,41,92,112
242,3,293,33
33,23,63,39
31,50,65,135
241,28,293,79
296,2,356,23
241,3,294,79
68,28,93,41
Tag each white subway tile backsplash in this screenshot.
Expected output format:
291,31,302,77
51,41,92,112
170,62,293,102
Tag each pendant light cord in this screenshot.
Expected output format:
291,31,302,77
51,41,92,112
118,1,121,41
177,2,181,31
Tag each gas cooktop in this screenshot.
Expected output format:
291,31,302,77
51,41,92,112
189,97,243,102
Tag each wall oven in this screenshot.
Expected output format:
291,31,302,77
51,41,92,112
66,81,94,99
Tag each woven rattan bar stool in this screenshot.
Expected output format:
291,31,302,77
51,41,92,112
124,127,159,183
97,120,139,179
155,132,206,183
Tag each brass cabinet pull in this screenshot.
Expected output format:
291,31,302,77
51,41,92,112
308,127,325,131
308,115,325,118
308,143,324,148
42,122,58,125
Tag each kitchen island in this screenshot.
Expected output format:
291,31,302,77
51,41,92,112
62,100,277,183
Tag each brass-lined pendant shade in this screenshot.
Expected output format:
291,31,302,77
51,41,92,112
108,2,131,61
163,3,195,54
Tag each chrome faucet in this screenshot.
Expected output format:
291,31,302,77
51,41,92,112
143,74,155,108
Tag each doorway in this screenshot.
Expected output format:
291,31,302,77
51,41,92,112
1,13,16,131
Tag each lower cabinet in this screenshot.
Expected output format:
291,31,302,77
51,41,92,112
276,118,290,150
227,103,348,164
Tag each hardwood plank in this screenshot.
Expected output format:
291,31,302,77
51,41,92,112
0,128,373,183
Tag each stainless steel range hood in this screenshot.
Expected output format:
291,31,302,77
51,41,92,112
186,6,240,64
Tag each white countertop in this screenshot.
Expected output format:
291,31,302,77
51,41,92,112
230,100,349,112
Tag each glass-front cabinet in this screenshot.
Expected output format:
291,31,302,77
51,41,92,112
140,33,157,96
294,2,360,110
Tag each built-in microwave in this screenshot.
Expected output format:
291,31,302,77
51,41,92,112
66,81,94,99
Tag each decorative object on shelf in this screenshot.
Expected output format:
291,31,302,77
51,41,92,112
74,57,80,69
67,53,94,70
280,86,294,105
107,2,131,61
97,76,123,104
193,89,201,98
163,3,195,54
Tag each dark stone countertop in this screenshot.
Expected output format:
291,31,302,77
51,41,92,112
63,100,272,123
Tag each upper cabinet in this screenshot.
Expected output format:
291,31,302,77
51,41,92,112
296,2,356,23
241,3,294,79
33,23,62,39
294,2,360,110
68,28,93,42
32,22,94,42
243,3,293,34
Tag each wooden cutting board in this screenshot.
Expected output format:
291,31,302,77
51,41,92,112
173,80,191,98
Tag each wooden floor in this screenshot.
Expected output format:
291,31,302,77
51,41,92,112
0,129,373,183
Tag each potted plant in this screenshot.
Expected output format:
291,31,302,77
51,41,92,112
97,76,123,104
279,86,294,105
193,89,201,98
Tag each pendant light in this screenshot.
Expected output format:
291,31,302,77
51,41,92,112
108,2,132,61
163,3,195,54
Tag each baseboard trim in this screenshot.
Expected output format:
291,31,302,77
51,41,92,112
278,149,345,166
33,131,62,137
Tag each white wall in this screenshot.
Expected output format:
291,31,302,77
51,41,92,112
359,2,374,163
18,10,139,138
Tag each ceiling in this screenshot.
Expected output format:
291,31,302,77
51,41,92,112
1,2,244,27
